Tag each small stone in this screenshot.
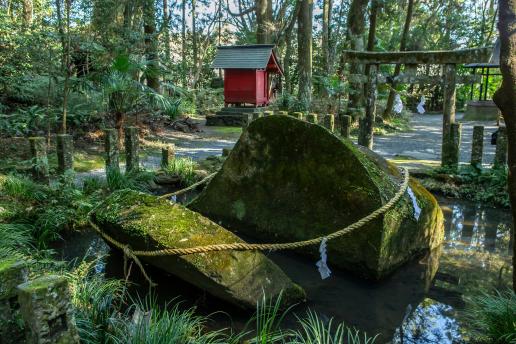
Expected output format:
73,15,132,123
28,137,49,183
276,111,288,116
161,144,176,169
340,115,352,138
441,123,462,171
494,126,508,169
17,275,80,344
0,260,28,343
56,134,74,174
124,126,140,173
104,129,120,173
470,126,484,169
263,111,274,116
306,113,318,124
322,114,335,132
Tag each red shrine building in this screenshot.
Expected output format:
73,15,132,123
211,45,283,107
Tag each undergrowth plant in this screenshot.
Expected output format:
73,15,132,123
162,157,198,186
467,290,516,344
427,166,509,208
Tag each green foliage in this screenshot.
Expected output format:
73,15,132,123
106,168,155,192
67,260,125,344
292,310,378,344
110,296,230,344
0,174,96,248
429,166,509,208
0,223,34,259
467,291,516,343
162,158,198,186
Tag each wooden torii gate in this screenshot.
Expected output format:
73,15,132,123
341,47,491,167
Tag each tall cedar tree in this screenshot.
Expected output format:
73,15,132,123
297,0,313,108
493,0,516,291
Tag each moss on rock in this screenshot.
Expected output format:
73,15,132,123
189,115,444,280
92,189,305,309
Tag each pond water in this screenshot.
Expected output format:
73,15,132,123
53,195,513,343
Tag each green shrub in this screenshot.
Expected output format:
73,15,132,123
110,297,230,344
163,157,198,186
467,291,516,343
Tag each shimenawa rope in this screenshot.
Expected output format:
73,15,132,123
88,167,410,286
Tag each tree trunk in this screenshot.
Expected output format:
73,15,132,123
283,2,300,94
344,0,369,118
493,0,516,292
256,0,272,44
321,0,332,98
192,0,198,88
163,0,171,63
181,0,187,88
363,0,379,79
115,111,124,149
22,0,33,25
383,0,414,119
297,0,313,109
144,0,160,92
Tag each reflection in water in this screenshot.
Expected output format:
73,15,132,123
54,196,512,344
393,299,460,344
441,197,512,255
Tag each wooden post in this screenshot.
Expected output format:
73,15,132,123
0,260,27,343
358,64,378,149
241,113,253,128
442,63,457,156
124,126,139,173
306,113,318,124
161,144,175,169
56,134,73,174
494,126,508,169
470,126,484,169
18,276,80,344
323,114,335,132
340,115,352,138
28,137,49,183
442,122,462,170
104,129,120,173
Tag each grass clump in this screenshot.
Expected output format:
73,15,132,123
467,290,516,344
162,157,198,186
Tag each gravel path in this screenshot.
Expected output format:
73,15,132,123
75,114,500,184
373,113,498,168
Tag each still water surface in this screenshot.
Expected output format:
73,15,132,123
54,195,513,343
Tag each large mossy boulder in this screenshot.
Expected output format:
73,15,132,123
189,115,444,280
92,189,305,309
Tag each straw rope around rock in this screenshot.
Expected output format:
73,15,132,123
88,167,410,286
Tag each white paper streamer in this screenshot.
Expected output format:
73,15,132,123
407,187,421,220
417,96,426,114
316,237,332,280
394,94,403,114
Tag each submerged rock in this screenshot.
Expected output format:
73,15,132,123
92,189,305,309
189,115,444,280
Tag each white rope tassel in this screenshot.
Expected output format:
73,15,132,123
394,94,403,114
417,96,426,114
316,237,332,280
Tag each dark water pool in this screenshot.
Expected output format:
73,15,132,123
53,196,513,343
